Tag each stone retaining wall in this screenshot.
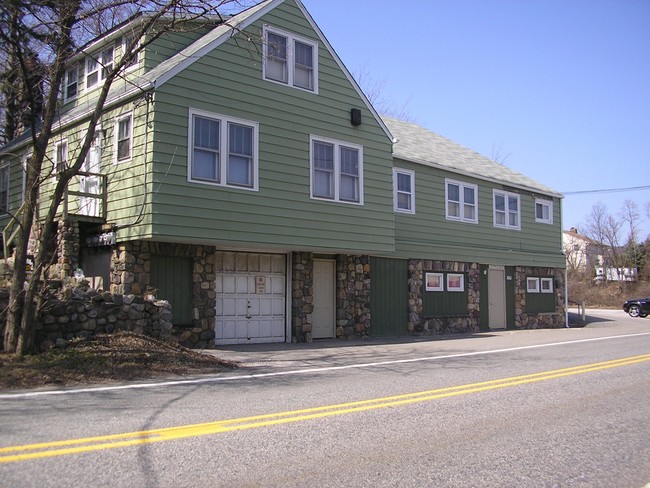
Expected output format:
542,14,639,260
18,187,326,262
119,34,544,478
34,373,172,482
0,283,173,351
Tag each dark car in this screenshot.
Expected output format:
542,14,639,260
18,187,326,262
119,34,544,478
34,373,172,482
623,298,650,318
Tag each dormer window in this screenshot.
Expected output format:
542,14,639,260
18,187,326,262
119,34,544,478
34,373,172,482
64,66,78,101
86,46,114,89
123,35,139,69
263,26,318,93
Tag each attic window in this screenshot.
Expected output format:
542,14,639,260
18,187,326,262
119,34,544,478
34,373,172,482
263,26,318,93
86,46,114,89
64,66,78,101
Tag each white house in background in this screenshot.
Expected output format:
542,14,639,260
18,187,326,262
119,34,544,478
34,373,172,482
562,228,601,274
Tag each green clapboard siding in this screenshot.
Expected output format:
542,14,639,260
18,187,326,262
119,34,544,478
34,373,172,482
150,255,193,325
370,257,408,337
422,273,468,316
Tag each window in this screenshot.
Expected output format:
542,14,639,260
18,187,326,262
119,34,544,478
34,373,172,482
493,190,520,230
310,136,363,204
447,273,465,292
123,35,139,69
446,179,477,223
86,46,114,89
540,277,554,293
526,277,540,293
425,273,443,292
0,165,9,214
54,140,68,173
263,26,318,92
64,66,78,101
393,168,415,213
188,109,258,190
115,113,132,162
535,199,553,224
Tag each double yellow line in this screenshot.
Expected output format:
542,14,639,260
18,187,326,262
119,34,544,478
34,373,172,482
2,353,649,464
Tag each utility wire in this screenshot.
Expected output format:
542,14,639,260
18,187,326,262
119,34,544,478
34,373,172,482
562,185,650,196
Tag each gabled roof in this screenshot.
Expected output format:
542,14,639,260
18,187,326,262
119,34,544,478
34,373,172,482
50,0,391,142
383,116,562,198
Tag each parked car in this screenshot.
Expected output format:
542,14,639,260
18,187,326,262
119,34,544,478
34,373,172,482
623,298,650,318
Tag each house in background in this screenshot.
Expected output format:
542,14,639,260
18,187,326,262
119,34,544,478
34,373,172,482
0,0,566,348
563,228,602,275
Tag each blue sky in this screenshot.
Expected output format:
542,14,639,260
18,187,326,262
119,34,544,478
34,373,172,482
302,0,650,241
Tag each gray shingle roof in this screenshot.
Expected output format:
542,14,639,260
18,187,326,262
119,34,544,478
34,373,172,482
382,116,562,198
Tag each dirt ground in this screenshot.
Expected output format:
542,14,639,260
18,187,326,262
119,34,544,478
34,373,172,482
0,332,237,390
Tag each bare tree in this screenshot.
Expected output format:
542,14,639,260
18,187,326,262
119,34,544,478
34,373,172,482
353,64,414,122
0,0,253,355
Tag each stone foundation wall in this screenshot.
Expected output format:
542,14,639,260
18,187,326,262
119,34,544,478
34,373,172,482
336,255,371,339
291,252,314,342
110,241,217,348
515,266,566,328
408,259,481,335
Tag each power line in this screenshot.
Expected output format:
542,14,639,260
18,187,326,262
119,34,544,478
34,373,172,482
562,185,650,196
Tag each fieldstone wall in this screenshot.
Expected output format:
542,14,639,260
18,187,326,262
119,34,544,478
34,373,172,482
291,252,314,342
515,266,566,328
408,259,481,334
111,241,217,348
0,283,173,351
336,255,371,339
56,220,80,279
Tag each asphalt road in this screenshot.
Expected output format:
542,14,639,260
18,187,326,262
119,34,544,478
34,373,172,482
1,309,649,487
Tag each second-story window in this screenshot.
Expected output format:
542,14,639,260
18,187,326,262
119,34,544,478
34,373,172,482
445,179,477,223
54,140,68,173
535,199,553,224
493,189,520,230
115,113,133,162
64,66,78,101
188,109,259,190
86,46,114,89
263,26,318,93
393,168,415,213
311,136,363,204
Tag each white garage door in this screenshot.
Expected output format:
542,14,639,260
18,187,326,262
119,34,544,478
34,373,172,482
215,252,287,344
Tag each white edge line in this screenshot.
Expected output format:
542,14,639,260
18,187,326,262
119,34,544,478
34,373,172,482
2,332,650,400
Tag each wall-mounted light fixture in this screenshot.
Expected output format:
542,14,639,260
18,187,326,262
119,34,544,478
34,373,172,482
350,108,362,126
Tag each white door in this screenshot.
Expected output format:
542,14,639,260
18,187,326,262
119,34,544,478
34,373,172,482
312,259,335,339
488,267,507,329
79,133,101,217
215,253,286,344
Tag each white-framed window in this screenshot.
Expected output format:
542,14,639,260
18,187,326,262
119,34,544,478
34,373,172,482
445,179,477,223
535,199,553,224
310,136,363,204
188,109,259,190
114,113,133,163
263,26,318,93
123,35,139,70
0,164,9,214
64,66,79,102
393,168,415,213
447,273,465,292
493,189,520,230
540,277,554,293
425,272,443,292
86,46,114,89
54,140,68,173
526,277,540,293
